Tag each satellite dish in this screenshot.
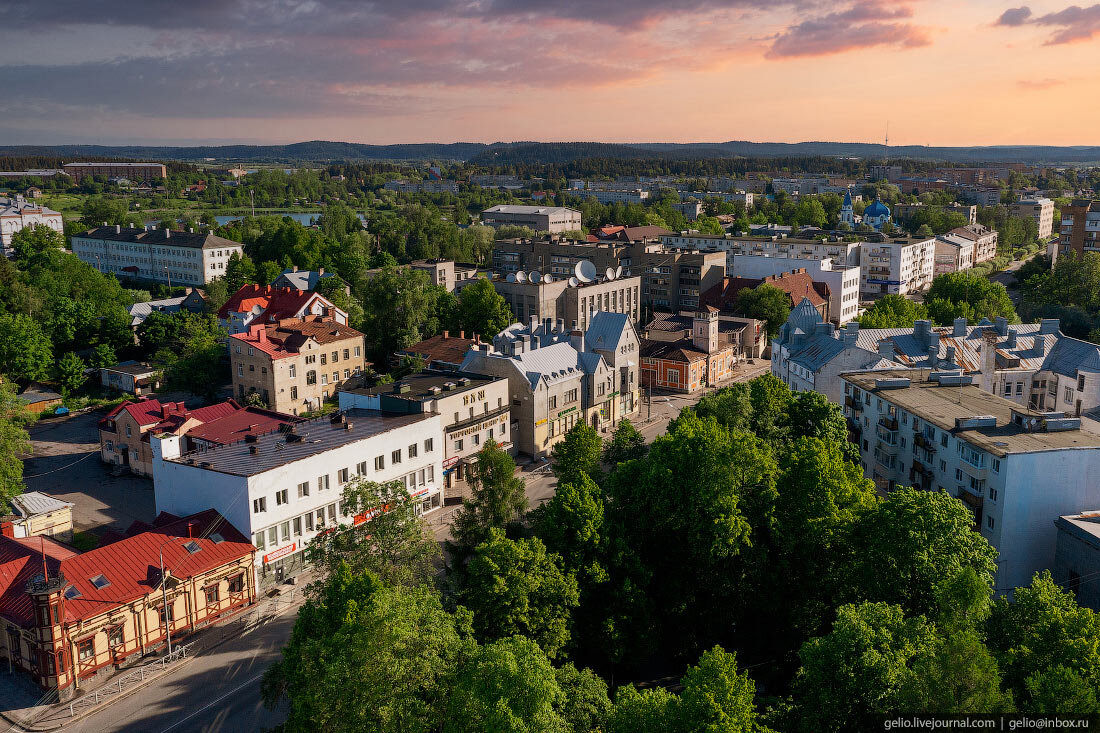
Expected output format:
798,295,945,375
615,265,623,279
605,267,616,281
506,272,517,282
575,260,597,283
568,276,579,287
544,273,555,283
530,270,542,283
515,270,527,283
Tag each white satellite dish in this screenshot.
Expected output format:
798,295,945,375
506,272,517,282
515,270,527,283
530,270,542,283
605,267,616,281
575,260,597,283
568,276,579,287
544,273,555,283
615,265,623,279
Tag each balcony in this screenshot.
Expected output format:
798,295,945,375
914,433,935,451
878,416,899,431
845,396,863,412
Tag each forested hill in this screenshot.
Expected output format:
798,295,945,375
3,139,1100,165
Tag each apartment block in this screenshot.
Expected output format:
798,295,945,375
659,232,863,267
494,274,641,331
584,189,649,205
1058,199,1100,257
1011,197,1055,239
228,316,368,414
859,236,936,296
481,205,582,233
842,369,1100,593
62,161,166,182
71,225,243,286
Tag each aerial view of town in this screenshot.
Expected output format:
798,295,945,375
2,2,1100,731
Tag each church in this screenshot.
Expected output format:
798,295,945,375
840,190,892,231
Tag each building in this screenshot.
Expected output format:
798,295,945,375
860,236,936,296
728,254,861,324
660,232,863,267
1011,197,1055,239
862,198,892,231
585,189,649,205
593,225,672,243
1053,510,1100,610
0,195,64,251
893,202,977,226
703,269,831,322
841,369,1100,593
944,223,998,265
128,289,207,329
383,179,459,194
98,397,298,477
460,313,640,458
62,162,166,183
152,410,443,587
957,186,1003,207
17,384,63,415
493,273,641,331
672,201,703,221
71,225,243,287
640,308,747,392
271,267,347,294
2,493,74,543
1057,199,1100,257
410,260,480,292
217,284,348,335
0,509,254,700
339,370,512,489
481,205,582,233
398,331,481,371
228,316,367,414
100,361,161,395
870,165,903,181
934,233,976,274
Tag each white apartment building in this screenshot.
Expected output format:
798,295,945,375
729,253,861,324
71,225,243,286
585,190,650,205
660,233,863,267
151,409,443,588
0,195,64,251
842,369,1100,593
1011,197,1055,239
481,205,582,233
860,236,935,296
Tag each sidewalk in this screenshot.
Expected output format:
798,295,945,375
0,582,308,732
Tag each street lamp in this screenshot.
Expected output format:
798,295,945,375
157,537,184,656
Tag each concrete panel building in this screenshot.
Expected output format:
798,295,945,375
1011,197,1055,239
62,162,166,182
859,236,936,296
71,225,243,286
1053,511,1100,610
481,205,582,233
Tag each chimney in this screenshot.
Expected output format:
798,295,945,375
165,229,170,238
843,322,859,347
115,224,121,233
995,316,1008,337
953,317,967,337
913,320,931,347
980,329,997,393
1,520,13,539
928,331,940,353
1035,334,1049,356
529,315,538,333
459,330,465,339
570,329,584,352
318,267,325,275
513,338,525,355
556,318,565,333
292,265,299,272
878,339,895,360
1007,329,1017,348
927,345,938,369
945,345,957,365
1039,318,1060,335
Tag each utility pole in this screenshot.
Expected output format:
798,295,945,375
165,265,172,290
249,188,256,218
159,544,173,656
647,382,651,421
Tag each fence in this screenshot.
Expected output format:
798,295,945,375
66,642,195,719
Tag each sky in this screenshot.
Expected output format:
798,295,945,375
1,0,1099,148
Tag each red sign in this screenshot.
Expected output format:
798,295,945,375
262,542,296,564
442,456,460,470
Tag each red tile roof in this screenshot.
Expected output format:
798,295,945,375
185,406,301,446
103,398,174,426
228,316,365,360
702,271,829,311
217,284,330,324
399,332,478,366
0,510,253,628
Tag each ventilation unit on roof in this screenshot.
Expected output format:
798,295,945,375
955,415,997,430
183,540,201,554
874,378,911,390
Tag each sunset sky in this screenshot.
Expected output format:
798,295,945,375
2,0,1099,147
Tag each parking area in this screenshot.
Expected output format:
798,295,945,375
22,410,156,535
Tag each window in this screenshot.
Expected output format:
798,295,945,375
357,461,367,475
125,425,132,438
306,370,317,385
275,489,289,506
253,531,265,550
344,369,350,379
321,374,328,386
320,353,327,365
248,347,254,357
253,496,267,513
989,487,998,502
109,626,124,648
315,508,326,527
1079,375,1086,391
424,438,433,452
280,522,290,542
354,346,361,357
332,372,338,384
955,468,963,481
318,474,330,492
77,639,95,662
939,460,946,472
228,574,244,593
375,455,385,470
289,364,296,378
408,443,418,458
293,516,302,536
268,527,278,545
343,349,350,360
473,433,480,446
338,467,349,483
565,388,578,403
1016,382,1023,396
330,351,338,363
327,504,337,522
290,386,298,400
1003,382,1011,396
986,516,995,530
455,438,464,451
305,513,314,531
392,449,402,464
1065,387,1074,403
158,603,175,624
941,433,948,447
305,355,316,365
991,458,1001,473
428,465,434,483
297,481,309,499
238,363,244,377
419,468,426,486
548,395,557,410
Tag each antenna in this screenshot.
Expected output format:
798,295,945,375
530,270,542,283
884,121,890,162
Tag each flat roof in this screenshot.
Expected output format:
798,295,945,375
167,408,432,476
341,371,501,402
842,369,1100,456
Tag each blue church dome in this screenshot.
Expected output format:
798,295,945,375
864,198,890,217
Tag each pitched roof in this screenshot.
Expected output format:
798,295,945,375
703,272,828,311
273,269,338,291
18,384,62,405
103,398,173,426
640,339,708,363
11,492,73,517
185,406,301,445
217,284,327,323
0,536,77,626
128,296,187,326
400,333,479,366
76,226,238,251
229,316,365,359
584,311,632,352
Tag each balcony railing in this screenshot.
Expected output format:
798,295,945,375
878,416,899,431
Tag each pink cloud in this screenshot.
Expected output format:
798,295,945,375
995,3,1100,44
766,2,932,58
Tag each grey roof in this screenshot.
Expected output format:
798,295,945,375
787,296,823,335
1040,336,1100,378
273,269,338,291
128,296,187,326
788,335,847,371
584,311,631,352
74,226,240,251
1056,512,1100,549
483,205,579,215
167,408,432,477
18,384,62,404
510,341,605,389
11,492,73,517
341,370,501,401
854,323,1049,373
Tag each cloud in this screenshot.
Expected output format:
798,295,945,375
1016,77,1063,89
995,3,1100,44
767,3,931,58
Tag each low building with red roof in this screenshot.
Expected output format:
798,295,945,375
639,307,744,393
701,269,831,323
228,315,368,414
98,398,300,477
0,509,255,700
216,283,348,335
397,330,481,371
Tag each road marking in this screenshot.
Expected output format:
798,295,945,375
157,671,267,733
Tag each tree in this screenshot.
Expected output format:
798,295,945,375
0,382,35,512
1023,665,1100,714
534,473,608,588
691,383,752,433
359,266,446,363
310,477,439,587
607,686,679,733
454,278,514,340
857,294,929,329
242,391,267,409
137,310,186,353
677,646,769,733
262,564,474,733
224,251,258,293
554,663,612,733
80,196,128,227
792,602,937,732
733,284,790,338
56,352,87,395
551,422,604,485
158,313,227,400
925,272,1018,325
897,630,1012,713
444,636,570,733
785,391,860,462
11,224,65,269
0,313,53,382
461,529,580,659
88,344,117,370
449,440,527,558
602,420,647,465
847,488,998,618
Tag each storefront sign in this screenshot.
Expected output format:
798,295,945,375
263,542,297,564
556,406,577,418
442,456,460,469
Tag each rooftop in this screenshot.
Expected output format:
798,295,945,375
217,283,328,322
229,316,364,359
11,492,73,517
166,408,432,476
1056,510,1100,549
102,360,159,376
842,369,1100,456
341,370,500,401
483,205,579,215
399,331,480,366
75,226,237,251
